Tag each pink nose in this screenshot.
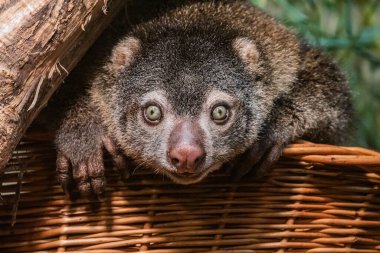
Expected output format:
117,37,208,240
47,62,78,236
169,145,205,174
168,120,205,174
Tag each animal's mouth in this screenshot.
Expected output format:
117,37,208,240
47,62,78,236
165,171,203,184
161,163,223,185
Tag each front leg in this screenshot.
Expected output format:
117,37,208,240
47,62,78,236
55,98,129,199
231,136,286,180
232,47,352,179
231,106,294,180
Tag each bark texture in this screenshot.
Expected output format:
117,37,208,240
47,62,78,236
0,0,126,170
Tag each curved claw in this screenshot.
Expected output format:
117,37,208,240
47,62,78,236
231,141,285,180
73,161,92,196
56,148,106,200
231,142,262,180
56,151,74,194
87,150,106,197
254,143,284,177
102,136,131,180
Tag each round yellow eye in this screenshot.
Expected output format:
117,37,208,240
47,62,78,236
144,105,162,123
211,105,229,123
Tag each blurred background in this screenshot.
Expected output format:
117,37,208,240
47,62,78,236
249,0,380,151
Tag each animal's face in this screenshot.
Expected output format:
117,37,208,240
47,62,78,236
121,88,255,184
100,33,269,184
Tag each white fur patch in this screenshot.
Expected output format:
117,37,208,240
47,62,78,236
232,37,260,73
139,90,177,172
202,89,239,133
140,90,169,108
109,36,141,72
196,89,239,174
205,90,236,107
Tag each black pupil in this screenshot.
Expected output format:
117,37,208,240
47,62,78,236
147,106,160,121
215,107,226,119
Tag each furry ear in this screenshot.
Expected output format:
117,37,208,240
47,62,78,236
109,37,141,71
232,37,260,73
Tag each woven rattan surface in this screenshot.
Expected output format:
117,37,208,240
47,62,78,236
1,132,380,253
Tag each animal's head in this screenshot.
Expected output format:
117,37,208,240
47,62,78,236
93,26,274,184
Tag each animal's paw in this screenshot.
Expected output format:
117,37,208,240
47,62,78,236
56,147,106,200
102,136,131,180
56,137,129,200
230,140,285,180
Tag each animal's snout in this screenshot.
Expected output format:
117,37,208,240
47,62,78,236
168,120,205,174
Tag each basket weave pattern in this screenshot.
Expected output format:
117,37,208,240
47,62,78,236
1,132,380,252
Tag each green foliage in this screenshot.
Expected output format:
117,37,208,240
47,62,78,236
250,0,380,150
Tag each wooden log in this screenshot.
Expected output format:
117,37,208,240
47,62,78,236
0,0,126,170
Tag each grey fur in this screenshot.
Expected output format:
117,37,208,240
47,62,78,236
52,1,352,197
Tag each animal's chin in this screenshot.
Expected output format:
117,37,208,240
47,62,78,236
161,163,223,185
164,171,204,184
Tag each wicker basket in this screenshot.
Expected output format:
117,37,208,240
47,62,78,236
1,130,380,253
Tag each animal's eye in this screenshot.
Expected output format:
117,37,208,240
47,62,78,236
144,104,162,124
211,105,229,124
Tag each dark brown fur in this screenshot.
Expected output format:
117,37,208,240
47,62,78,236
44,1,352,198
